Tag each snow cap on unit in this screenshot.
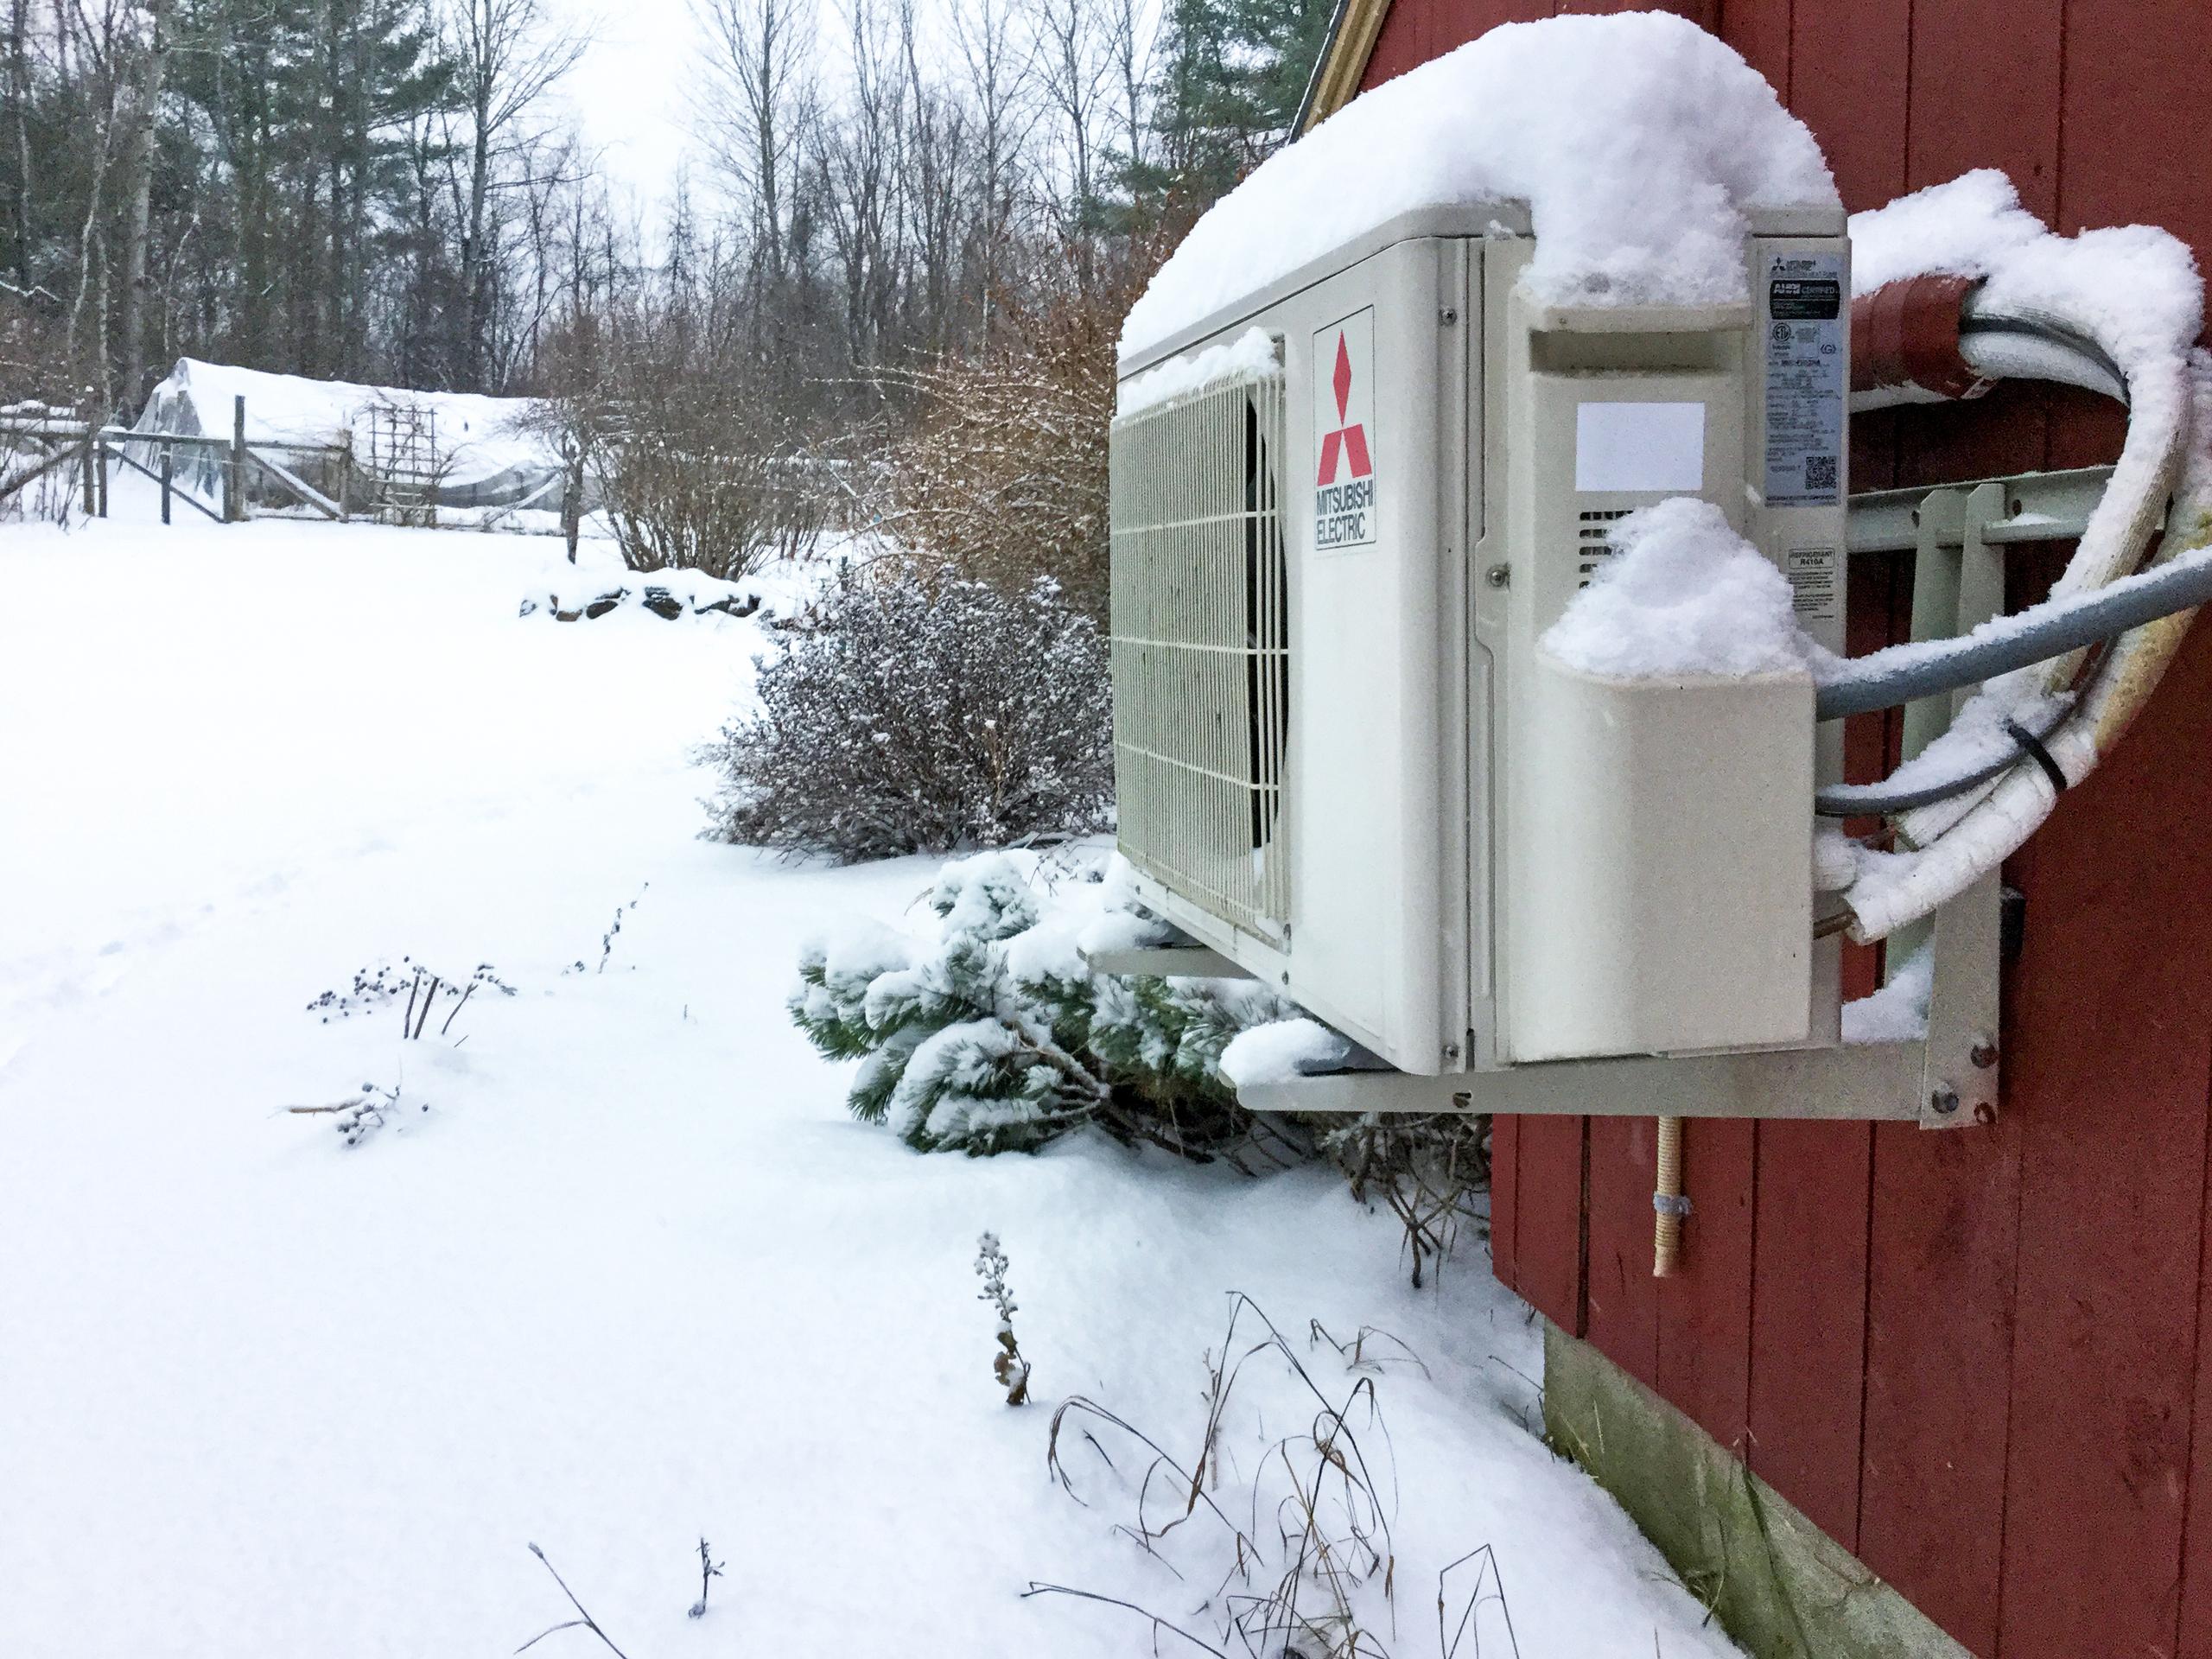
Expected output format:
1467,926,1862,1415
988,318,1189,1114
1540,497,1814,680
1120,11,1837,359
1116,327,1279,418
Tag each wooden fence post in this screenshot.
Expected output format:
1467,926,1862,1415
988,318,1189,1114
160,443,173,524
95,430,109,518
79,405,95,518
226,394,246,522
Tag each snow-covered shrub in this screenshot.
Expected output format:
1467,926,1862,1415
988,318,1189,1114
600,421,821,582
709,569,1112,861
791,853,1290,1159
533,303,823,581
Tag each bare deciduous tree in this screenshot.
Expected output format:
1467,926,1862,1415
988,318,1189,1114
444,0,586,385
114,0,171,410
695,0,814,299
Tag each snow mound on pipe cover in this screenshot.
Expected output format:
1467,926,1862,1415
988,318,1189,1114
1540,498,1815,680
1120,11,1837,357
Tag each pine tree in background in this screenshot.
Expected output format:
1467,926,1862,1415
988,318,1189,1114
1110,0,1336,228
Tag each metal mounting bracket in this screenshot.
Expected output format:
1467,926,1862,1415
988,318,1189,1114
1082,931,1255,981
1108,467,2121,1128
1897,480,2010,1128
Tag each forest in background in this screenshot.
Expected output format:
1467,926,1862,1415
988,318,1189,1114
0,0,1332,434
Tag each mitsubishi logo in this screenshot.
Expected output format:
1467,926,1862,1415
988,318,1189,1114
1315,332,1373,486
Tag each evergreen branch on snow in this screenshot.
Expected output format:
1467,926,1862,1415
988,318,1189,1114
791,851,1288,1160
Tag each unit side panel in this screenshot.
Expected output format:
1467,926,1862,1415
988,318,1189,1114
1494,252,1816,1064
1751,232,1853,1047
1469,239,1526,1068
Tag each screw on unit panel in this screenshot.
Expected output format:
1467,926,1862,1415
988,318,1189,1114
1930,1085,1961,1116
1485,563,1510,588
1439,306,1459,324
1970,1040,1999,1070
1442,1042,1461,1063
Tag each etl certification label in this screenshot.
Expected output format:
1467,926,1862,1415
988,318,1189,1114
1313,309,1378,551
1764,253,1845,508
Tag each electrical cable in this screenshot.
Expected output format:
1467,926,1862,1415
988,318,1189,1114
1813,694,2077,817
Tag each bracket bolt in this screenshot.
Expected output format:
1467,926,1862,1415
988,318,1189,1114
1930,1086,1961,1116
1970,1041,1999,1070
1485,563,1510,588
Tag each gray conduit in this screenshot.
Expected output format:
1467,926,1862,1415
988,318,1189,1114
1814,549,2212,721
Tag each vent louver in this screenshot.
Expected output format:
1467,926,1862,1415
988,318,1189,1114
1108,362,1291,937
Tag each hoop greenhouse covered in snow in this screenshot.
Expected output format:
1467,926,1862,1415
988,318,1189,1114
130,359,577,513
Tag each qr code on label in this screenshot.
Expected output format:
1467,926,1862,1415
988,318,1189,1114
1805,454,1839,493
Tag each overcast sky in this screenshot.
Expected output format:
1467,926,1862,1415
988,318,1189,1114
544,0,709,211
539,0,1169,219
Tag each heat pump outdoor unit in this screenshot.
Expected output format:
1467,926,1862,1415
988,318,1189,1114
1107,202,1853,1084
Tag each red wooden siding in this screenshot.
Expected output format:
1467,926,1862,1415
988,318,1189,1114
1357,4,2212,1654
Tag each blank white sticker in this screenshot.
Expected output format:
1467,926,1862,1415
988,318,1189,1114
1574,401,1707,493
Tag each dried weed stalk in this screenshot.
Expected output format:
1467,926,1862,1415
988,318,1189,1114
1030,1294,1519,1659
1325,1116,1493,1288
515,1543,632,1659
976,1232,1033,1406
687,1535,723,1618
307,958,516,1042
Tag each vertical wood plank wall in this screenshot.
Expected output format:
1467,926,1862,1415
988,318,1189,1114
1357,3,2212,1654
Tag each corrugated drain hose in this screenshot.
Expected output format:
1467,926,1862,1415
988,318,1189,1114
1653,1115,1686,1278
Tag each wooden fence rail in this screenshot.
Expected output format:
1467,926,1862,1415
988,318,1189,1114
2,394,350,524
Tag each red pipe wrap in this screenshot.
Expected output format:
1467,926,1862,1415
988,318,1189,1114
1849,274,1994,402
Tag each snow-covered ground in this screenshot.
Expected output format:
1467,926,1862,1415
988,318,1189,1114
0,492,1738,1657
